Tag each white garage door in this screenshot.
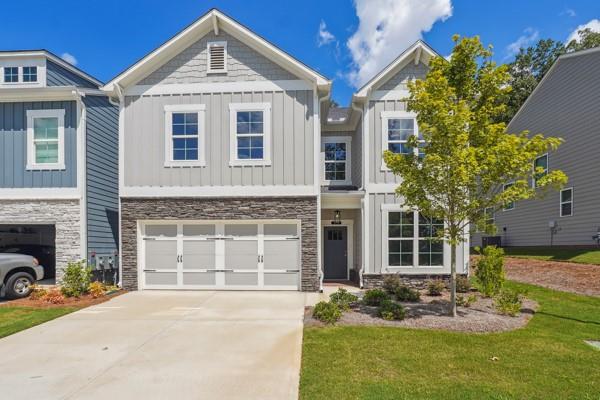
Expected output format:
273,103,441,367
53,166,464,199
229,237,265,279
141,221,300,290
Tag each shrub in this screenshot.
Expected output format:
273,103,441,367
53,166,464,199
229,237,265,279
329,288,358,311
456,294,477,308
474,246,505,297
312,301,342,324
494,288,525,316
28,284,48,301
44,288,66,304
456,276,471,293
382,275,402,294
426,280,445,296
61,260,92,297
395,286,421,302
378,300,406,321
362,289,390,306
88,281,106,299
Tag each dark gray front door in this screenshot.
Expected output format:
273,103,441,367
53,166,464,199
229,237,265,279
324,226,347,280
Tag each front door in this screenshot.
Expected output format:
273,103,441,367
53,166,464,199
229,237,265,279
323,226,348,280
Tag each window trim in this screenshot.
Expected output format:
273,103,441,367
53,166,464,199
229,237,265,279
26,109,66,170
23,66,38,83
322,136,352,185
206,41,228,74
381,205,447,270
380,110,419,171
163,104,206,167
559,187,573,217
533,153,549,188
229,102,271,166
3,66,19,83
503,183,515,211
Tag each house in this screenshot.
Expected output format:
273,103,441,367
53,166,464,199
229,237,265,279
0,50,119,282
473,47,600,248
102,9,469,291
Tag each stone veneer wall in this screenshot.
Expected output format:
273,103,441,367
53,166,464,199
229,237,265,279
0,199,81,280
362,273,468,290
121,197,319,291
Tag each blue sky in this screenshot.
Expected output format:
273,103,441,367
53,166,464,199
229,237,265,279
1,0,598,105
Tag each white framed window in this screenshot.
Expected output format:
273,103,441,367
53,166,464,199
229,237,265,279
560,187,573,217
4,66,18,83
23,66,37,82
322,136,352,185
533,153,548,187
229,103,271,166
380,110,422,170
503,183,515,211
207,41,227,73
26,109,65,170
164,104,206,167
382,206,445,269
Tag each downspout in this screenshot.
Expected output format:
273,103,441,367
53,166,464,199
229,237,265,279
317,88,329,293
351,100,365,288
74,90,88,263
113,84,125,288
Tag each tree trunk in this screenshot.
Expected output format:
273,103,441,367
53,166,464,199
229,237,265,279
450,242,457,317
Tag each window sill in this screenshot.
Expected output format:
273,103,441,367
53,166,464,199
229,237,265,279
322,180,352,186
26,163,66,171
229,160,272,167
164,161,206,168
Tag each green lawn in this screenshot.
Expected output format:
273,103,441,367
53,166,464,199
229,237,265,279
0,306,77,339
502,246,600,265
300,282,600,400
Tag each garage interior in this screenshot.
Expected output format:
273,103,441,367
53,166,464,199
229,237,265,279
0,224,56,281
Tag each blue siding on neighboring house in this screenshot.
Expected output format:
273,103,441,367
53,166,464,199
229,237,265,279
84,95,119,258
0,100,78,188
46,60,97,89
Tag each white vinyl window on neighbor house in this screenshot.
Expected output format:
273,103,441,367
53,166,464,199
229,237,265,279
533,153,548,187
560,187,573,217
207,41,227,73
380,110,424,170
164,104,206,167
322,136,351,185
229,103,271,166
26,109,65,170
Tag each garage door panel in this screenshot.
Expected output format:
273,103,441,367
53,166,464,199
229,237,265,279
182,240,215,270
183,272,216,286
145,240,177,270
145,272,177,286
264,272,298,287
225,241,258,270
183,224,215,236
264,240,299,270
225,271,259,286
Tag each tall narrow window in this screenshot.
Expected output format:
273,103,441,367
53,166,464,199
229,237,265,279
387,211,414,267
533,154,548,187
503,183,515,210
323,137,351,185
26,109,65,170
560,188,573,217
207,41,227,73
23,66,37,82
418,214,444,266
4,67,18,83
164,104,206,167
485,207,495,226
229,103,271,166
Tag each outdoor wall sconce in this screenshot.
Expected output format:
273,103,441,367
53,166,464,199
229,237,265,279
332,210,342,225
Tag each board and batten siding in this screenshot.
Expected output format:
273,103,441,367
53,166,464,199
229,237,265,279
0,100,77,188
123,89,315,187
84,95,119,258
46,60,97,89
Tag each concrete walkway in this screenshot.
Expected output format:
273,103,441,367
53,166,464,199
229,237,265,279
0,291,314,400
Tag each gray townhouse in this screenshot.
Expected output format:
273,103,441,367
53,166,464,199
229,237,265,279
101,9,469,292
473,47,600,248
0,50,119,281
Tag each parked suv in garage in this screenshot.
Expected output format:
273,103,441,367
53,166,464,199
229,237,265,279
0,254,45,299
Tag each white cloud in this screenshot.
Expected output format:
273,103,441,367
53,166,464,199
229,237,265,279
317,20,336,47
345,0,452,88
567,19,600,43
505,28,539,58
561,8,576,17
61,52,78,66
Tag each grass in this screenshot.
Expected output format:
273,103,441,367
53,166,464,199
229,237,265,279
0,306,77,339
300,282,600,400
502,246,600,265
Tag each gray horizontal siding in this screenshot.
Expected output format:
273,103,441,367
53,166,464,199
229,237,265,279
123,90,315,187
84,96,119,257
46,60,97,89
0,101,77,188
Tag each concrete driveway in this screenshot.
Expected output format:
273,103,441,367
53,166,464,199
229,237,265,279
0,291,312,400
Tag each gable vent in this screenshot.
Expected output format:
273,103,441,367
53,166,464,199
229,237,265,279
207,41,227,73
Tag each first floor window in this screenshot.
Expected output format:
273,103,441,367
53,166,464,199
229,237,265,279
26,109,65,170
388,211,414,267
560,188,573,217
164,104,205,166
533,154,548,187
23,66,37,82
418,214,444,266
4,66,18,83
229,103,271,166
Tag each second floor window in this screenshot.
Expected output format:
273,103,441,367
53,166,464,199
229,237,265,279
229,103,271,166
26,109,65,170
322,137,352,185
533,154,548,187
164,104,206,167
560,188,573,217
503,183,515,211
23,66,37,82
387,118,414,155
4,67,18,83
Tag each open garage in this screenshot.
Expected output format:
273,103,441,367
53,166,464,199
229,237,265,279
0,224,56,279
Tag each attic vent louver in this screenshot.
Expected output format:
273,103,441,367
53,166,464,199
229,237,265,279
207,41,227,73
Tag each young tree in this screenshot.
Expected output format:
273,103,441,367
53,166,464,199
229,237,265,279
383,36,567,317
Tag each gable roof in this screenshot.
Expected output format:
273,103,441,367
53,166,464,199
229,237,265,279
353,40,440,101
102,9,331,96
0,49,102,87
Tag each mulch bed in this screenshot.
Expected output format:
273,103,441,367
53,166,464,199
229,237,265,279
0,290,126,309
305,291,537,333
504,257,600,297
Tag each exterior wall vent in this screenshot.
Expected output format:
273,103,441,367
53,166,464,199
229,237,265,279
207,41,227,73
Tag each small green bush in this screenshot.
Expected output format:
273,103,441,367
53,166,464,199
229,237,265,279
312,301,342,324
395,286,421,302
494,288,525,316
456,294,477,308
474,246,506,297
61,260,92,297
362,289,390,306
456,276,471,293
329,288,358,311
382,275,402,294
378,300,406,321
426,280,445,296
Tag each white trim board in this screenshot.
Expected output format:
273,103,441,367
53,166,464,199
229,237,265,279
0,188,81,200
121,185,318,198
125,80,312,96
